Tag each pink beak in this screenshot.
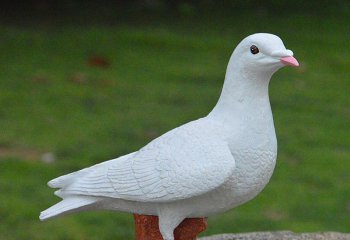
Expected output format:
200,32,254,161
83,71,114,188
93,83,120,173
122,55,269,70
280,56,299,67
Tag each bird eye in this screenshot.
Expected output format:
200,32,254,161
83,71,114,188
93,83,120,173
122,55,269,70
250,45,259,54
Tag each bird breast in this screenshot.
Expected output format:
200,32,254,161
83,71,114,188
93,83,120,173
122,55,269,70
197,147,277,216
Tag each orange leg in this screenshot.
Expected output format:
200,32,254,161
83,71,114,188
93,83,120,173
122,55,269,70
134,214,207,240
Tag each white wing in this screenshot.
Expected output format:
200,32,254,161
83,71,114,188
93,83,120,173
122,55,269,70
62,119,236,202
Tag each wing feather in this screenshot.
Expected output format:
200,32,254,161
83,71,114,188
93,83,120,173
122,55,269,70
61,119,235,202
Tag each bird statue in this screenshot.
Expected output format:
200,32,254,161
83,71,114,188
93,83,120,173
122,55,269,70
40,33,299,240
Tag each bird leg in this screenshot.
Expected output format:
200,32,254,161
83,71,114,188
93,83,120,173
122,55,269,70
134,214,207,240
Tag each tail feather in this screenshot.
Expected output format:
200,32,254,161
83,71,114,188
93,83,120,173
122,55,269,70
47,157,124,188
48,170,90,188
39,197,97,221
41,153,137,221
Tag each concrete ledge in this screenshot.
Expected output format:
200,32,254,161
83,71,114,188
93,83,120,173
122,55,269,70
200,231,350,240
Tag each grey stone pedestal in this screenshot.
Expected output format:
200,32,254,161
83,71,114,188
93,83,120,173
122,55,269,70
200,231,350,240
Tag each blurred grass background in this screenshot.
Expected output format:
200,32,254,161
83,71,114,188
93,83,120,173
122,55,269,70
0,1,349,239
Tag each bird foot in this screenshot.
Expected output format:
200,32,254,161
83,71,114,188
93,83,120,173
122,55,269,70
134,214,207,240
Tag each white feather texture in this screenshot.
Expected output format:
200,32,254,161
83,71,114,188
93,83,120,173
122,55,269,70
40,33,298,240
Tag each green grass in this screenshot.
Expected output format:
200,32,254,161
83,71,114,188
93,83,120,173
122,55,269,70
0,12,349,239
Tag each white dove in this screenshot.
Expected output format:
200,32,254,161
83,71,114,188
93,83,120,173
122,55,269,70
40,33,299,240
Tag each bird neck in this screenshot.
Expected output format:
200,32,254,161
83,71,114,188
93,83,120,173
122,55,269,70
208,65,273,122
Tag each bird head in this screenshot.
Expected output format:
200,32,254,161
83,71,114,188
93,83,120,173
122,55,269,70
228,33,299,79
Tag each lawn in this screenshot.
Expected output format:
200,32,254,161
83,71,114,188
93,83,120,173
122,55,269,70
0,10,349,239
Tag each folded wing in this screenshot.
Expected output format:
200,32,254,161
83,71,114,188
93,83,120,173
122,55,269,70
61,120,236,202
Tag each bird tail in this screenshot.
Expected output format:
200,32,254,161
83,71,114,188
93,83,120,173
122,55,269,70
47,157,123,189
48,169,91,189
39,196,97,221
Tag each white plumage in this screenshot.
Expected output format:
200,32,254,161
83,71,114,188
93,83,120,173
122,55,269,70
40,33,299,240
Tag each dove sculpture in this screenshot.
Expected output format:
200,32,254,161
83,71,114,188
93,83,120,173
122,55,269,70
40,33,299,240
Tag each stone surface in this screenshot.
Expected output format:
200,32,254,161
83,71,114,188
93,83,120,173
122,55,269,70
134,214,207,240
200,231,350,240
